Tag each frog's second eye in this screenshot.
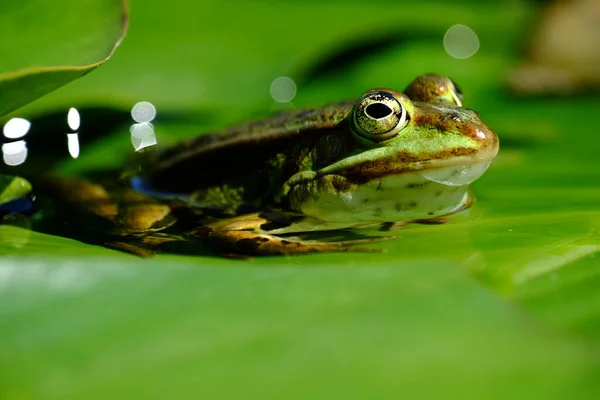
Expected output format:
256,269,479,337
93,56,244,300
351,92,409,142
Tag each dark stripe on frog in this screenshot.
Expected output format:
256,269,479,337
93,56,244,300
332,147,478,185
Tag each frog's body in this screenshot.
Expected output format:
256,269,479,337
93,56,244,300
45,74,499,257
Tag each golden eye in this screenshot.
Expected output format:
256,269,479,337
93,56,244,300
351,91,409,142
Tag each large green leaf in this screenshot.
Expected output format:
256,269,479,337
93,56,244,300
0,0,128,117
0,242,598,399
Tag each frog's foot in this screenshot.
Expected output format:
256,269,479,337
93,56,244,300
382,216,450,231
190,213,394,256
106,241,156,258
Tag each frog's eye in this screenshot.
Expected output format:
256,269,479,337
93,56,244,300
351,91,409,142
403,74,463,107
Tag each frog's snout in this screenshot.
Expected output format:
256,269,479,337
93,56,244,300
454,108,499,162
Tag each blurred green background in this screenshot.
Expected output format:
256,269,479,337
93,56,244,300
1,0,600,398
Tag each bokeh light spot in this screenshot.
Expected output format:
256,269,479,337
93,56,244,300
67,108,81,131
3,118,31,139
131,123,157,151
444,24,480,59
67,133,80,158
270,77,297,103
2,141,28,166
131,101,157,123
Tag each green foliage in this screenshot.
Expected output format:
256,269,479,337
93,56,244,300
1,0,600,398
0,175,31,203
0,0,128,116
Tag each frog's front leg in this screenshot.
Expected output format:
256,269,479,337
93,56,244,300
189,213,392,257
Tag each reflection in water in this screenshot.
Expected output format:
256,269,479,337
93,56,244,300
270,76,297,103
3,118,31,139
131,122,157,151
130,101,157,151
2,141,28,166
67,107,81,131
67,133,80,159
3,118,30,166
67,108,81,158
443,24,480,59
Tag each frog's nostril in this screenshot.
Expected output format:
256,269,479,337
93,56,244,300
441,112,461,122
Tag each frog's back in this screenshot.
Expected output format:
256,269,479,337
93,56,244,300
139,101,353,209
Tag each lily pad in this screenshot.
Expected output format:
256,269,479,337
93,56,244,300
0,0,128,117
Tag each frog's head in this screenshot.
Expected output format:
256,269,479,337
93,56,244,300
321,79,498,187
290,75,499,224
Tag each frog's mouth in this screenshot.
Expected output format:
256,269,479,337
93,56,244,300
421,161,492,186
319,139,499,186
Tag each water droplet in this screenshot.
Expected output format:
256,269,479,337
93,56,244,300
443,24,480,59
270,77,297,103
3,118,31,139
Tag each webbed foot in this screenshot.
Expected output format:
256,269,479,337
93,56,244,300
106,233,184,258
190,213,395,256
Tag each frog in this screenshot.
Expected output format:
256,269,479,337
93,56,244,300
43,74,499,257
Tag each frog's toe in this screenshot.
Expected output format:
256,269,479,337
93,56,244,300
105,241,157,258
105,233,184,258
323,235,397,247
193,225,394,256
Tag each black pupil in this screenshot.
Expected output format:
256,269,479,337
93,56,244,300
365,103,393,119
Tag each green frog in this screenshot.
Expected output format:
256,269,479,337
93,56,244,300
44,74,499,257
